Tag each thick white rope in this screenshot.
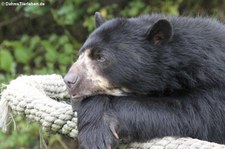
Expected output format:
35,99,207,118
0,74,225,149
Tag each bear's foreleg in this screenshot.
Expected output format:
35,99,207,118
78,95,119,149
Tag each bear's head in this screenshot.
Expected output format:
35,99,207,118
64,12,173,100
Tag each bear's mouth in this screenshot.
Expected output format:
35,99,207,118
70,89,106,101
71,94,88,100
69,92,90,100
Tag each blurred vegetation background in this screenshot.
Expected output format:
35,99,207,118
0,0,225,148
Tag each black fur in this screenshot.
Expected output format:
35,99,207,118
81,14,225,94
73,14,225,148
78,87,225,148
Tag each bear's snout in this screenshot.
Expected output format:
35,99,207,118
64,73,80,89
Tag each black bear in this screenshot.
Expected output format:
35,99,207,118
64,12,225,149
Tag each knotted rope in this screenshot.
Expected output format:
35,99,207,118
0,74,225,149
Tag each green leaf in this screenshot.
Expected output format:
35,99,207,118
64,43,73,54
83,16,95,32
2,40,13,47
51,1,79,25
58,54,71,65
87,3,100,13
42,41,57,62
24,6,48,16
21,35,29,43
29,36,40,50
0,49,15,73
49,34,58,43
13,42,31,64
41,40,54,51
58,35,69,45
45,50,57,62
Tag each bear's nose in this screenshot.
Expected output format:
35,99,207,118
64,73,79,89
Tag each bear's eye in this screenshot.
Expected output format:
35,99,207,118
96,55,106,62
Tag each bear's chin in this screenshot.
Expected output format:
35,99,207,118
70,95,87,101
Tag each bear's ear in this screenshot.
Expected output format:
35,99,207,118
94,12,105,29
146,19,173,45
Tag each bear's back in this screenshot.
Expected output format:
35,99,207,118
132,14,225,44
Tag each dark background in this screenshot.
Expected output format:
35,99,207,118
0,0,225,148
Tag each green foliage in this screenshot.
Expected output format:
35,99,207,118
1,0,225,148
0,49,15,73
24,5,49,16
0,116,70,149
0,116,39,149
0,34,79,83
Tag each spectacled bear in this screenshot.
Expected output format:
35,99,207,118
64,12,225,149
